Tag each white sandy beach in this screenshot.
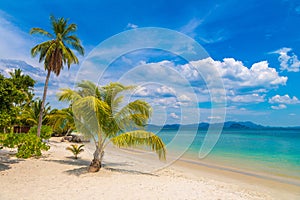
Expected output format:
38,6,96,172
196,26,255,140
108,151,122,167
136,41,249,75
0,137,299,200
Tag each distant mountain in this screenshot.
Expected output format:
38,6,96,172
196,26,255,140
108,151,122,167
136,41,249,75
0,59,45,82
147,121,298,130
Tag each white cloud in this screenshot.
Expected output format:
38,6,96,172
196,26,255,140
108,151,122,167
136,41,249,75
274,47,300,72
153,97,177,107
269,94,300,104
134,86,151,97
271,104,287,110
227,93,265,103
179,57,286,106
182,57,287,90
169,112,180,119
156,85,176,96
127,23,138,29
178,95,191,102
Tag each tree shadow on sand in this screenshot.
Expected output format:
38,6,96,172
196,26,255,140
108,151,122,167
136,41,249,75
44,157,156,176
0,153,21,172
103,165,157,176
43,157,91,167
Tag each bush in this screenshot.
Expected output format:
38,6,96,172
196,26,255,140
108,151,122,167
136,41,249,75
0,132,50,158
1,133,19,148
16,133,50,158
28,125,52,140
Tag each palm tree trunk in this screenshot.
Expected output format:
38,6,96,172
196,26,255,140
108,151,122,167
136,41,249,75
37,70,51,137
88,146,104,172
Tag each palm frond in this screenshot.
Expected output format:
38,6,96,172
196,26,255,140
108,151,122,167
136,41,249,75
66,144,84,159
72,96,110,136
30,28,53,38
76,80,101,97
111,131,166,160
57,88,82,102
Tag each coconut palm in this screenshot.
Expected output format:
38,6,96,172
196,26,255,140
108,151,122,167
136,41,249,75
21,99,51,126
66,144,84,159
30,15,84,137
47,107,75,136
58,81,166,172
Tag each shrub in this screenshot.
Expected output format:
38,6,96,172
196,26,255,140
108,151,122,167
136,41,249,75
0,132,50,158
1,133,19,148
28,125,52,140
16,133,50,158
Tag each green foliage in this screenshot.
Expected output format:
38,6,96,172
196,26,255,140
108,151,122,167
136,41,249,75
30,16,84,75
21,99,51,126
1,133,20,148
16,133,50,158
111,131,166,160
28,125,52,140
0,133,50,158
0,70,36,132
66,144,84,159
47,107,75,136
9,69,35,105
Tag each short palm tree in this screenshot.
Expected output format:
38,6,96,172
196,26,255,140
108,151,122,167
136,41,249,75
30,15,84,137
66,144,84,159
58,81,166,172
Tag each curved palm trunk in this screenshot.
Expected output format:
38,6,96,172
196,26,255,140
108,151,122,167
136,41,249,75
88,146,104,172
37,69,51,137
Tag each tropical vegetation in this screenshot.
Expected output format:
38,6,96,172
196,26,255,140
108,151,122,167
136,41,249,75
0,69,35,133
58,81,166,172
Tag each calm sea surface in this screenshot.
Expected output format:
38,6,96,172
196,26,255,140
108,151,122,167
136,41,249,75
155,129,300,182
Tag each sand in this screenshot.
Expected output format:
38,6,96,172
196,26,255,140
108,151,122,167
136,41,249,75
0,137,299,200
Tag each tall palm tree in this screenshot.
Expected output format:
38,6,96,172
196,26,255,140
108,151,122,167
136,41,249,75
58,81,166,172
30,15,84,137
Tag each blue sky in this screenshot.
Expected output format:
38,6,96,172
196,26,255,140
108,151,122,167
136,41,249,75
0,0,300,126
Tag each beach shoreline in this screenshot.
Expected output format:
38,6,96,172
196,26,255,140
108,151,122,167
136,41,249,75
0,137,299,200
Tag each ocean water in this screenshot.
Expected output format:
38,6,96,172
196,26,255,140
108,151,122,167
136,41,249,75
154,129,300,182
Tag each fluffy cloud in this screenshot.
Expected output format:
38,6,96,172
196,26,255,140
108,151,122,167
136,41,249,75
156,85,176,97
271,104,287,110
274,48,300,72
178,95,191,102
269,94,300,104
182,57,287,90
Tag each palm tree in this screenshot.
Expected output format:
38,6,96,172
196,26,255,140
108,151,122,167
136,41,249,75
66,144,84,159
30,15,84,137
47,107,75,136
21,99,51,126
58,81,166,172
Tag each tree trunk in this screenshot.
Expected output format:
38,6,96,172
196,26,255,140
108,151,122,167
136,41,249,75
37,70,51,137
88,146,104,172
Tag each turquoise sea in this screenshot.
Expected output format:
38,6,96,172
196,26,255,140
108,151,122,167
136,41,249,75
154,128,300,184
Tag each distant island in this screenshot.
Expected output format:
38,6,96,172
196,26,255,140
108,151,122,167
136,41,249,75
147,121,300,130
